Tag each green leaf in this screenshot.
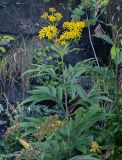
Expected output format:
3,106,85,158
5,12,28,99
94,34,113,45
71,3,84,20
70,155,99,160
18,85,63,110
116,51,122,65
57,86,63,101
94,66,113,77
119,98,122,104
111,45,120,60
89,95,112,103
21,128,37,137
60,105,106,140
68,84,77,100
19,94,57,106
76,85,88,101
0,152,19,159
0,46,6,53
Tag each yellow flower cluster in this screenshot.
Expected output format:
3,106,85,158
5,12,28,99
34,115,64,140
63,21,86,31
41,115,64,132
5,123,20,137
90,141,102,153
55,21,86,45
40,7,62,23
54,13,63,21
39,25,58,40
48,15,57,22
39,8,86,45
40,12,48,19
49,7,56,13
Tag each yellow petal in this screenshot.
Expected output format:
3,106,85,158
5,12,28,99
17,137,31,149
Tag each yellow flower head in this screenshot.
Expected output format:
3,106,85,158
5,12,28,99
56,120,64,126
55,29,81,46
48,15,57,22
55,38,67,46
49,7,56,13
16,137,31,149
63,21,75,30
62,30,81,39
40,12,48,19
63,21,86,31
39,25,58,40
54,13,63,21
90,141,101,153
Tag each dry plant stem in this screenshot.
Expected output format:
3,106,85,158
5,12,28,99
3,93,14,124
86,13,100,67
88,26,100,67
95,8,106,22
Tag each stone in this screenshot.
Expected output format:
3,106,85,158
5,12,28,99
0,0,66,35
0,0,11,7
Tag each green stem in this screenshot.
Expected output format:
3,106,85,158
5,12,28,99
60,51,71,158
60,54,69,120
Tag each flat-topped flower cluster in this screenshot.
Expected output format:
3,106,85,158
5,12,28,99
39,7,86,46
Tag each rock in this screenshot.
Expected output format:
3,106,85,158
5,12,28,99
0,0,11,7
108,0,122,28
0,0,67,35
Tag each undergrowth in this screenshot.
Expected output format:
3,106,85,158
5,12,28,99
0,1,122,160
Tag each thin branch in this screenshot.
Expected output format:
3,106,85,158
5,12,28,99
86,12,100,67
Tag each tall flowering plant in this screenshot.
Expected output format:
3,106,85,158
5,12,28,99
20,7,88,119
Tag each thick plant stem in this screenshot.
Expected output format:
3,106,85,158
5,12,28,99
60,54,69,120
60,52,71,158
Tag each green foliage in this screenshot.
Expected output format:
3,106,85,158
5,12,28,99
3,124,22,153
0,105,106,160
0,104,4,113
20,58,112,113
1,2,122,160
0,46,6,53
0,35,14,53
71,0,108,21
38,105,105,160
94,34,113,45
0,56,8,74
0,35,14,43
21,114,64,141
16,105,105,160
111,45,121,60
32,43,53,65
0,152,19,160
70,155,99,160
71,4,84,21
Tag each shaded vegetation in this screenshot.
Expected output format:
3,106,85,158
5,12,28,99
0,0,122,160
